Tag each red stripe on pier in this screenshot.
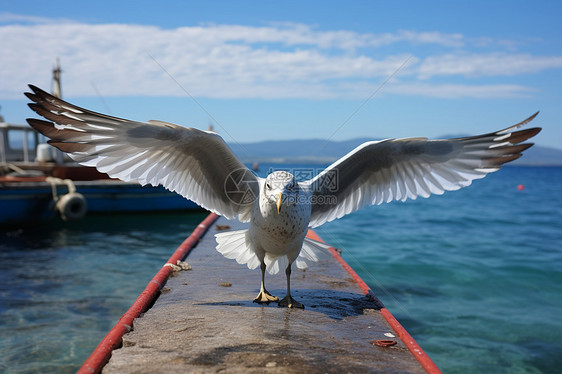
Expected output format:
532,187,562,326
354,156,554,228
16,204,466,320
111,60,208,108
78,212,219,374
306,229,442,374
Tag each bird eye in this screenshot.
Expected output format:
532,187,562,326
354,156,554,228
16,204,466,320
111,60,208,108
266,183,271,190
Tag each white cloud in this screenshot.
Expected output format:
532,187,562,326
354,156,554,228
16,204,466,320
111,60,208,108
418,53,562,78
166,23,465,50
0,12,61,24
386,82,536,99
0,18,560,100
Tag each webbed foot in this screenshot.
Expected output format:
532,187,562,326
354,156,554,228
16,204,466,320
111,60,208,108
278,296,304,309
253,289,279,304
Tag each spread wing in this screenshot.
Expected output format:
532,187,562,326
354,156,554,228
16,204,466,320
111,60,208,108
25,85,258,221
304,112,541,228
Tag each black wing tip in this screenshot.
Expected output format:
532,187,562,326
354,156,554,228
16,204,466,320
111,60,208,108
26,84,39,97
517,142,534,152
27,84,42,94
45,140,68,152
25,85,53,107
515,111,540,128
516,126,542,136
27,102,40,111
527,127,542,137
26,102,44,117
495,111,541,136
26,118,54,128
508,127,542,145
24,92,38,102
25,84,55,101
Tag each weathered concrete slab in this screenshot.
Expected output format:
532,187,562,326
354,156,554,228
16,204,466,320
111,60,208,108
103,217,427,373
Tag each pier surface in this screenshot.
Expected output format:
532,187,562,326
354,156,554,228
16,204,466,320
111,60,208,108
103,217,429,373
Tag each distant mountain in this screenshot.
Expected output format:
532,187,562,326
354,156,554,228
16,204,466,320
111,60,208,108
515,145,562,166
228,138,562,166
228,138,373,164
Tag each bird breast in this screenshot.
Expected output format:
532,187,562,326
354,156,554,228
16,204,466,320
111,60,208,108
251,193,311,255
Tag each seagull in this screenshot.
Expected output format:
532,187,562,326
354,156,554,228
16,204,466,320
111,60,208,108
25,85,541,309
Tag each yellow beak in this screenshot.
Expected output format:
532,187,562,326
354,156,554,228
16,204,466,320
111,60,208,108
276,192,283,214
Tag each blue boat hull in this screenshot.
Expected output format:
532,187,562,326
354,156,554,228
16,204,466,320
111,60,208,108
0,180,202,226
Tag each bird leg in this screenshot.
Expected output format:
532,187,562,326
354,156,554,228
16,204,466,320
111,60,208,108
278,263,304,309
253,262,279,304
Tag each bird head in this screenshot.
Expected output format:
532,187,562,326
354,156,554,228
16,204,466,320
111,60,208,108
263,171,298,214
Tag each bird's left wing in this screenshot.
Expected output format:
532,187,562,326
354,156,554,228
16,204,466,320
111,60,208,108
25,85,258,221
303,113,541,228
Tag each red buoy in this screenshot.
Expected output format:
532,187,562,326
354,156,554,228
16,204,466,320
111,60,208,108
517,184,525,191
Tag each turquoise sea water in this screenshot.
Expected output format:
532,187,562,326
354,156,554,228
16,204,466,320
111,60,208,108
1,165,561,373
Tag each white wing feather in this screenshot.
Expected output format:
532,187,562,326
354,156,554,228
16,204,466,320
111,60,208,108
25,85,258,221
304,113,540,228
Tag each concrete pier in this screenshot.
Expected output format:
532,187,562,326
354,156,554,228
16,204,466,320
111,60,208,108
102,216,432,373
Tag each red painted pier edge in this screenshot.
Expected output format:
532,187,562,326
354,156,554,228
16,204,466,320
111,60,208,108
79,212,440,373
306,229,443,374
78,212,220,374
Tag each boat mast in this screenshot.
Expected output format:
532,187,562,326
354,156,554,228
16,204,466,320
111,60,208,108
52,58,62,99
52,58,64,164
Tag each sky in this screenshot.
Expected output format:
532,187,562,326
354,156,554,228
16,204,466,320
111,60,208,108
1,0,561,149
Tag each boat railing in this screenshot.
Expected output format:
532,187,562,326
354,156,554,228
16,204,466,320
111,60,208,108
0,121,72,169
0,122,41,164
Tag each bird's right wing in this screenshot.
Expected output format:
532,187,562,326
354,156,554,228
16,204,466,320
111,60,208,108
303,113,541,228
25,85,258,221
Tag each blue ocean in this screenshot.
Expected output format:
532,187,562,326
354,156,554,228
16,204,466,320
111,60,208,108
1,165,561,373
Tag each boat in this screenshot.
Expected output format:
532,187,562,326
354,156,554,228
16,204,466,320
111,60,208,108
0,61,202,227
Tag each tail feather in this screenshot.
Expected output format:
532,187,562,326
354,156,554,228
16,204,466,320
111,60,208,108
217,234,246,256
265,254,288,275
265,236,331,274
215,230,260,270
301,236,331,262
216,230,332,275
